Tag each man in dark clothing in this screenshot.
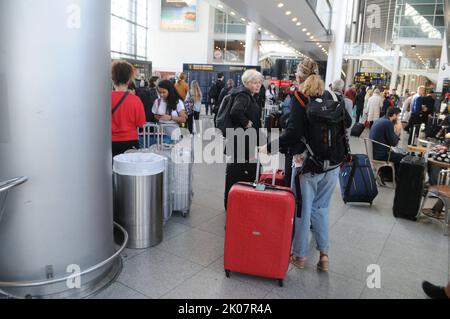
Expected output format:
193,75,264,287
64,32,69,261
354,86,366,123
210,73,226,124
218,79,235,107
256,83,267,109
369,108,404,180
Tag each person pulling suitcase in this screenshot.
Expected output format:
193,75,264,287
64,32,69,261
261,67,352,272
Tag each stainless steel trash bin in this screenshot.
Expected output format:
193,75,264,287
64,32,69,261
113,153,165,249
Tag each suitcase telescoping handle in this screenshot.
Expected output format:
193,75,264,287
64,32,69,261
255,150,277,187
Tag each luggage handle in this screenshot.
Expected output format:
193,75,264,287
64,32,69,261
255,150,277,187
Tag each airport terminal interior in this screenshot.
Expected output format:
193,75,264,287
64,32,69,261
1,0,450,300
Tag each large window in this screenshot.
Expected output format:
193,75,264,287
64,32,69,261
214,9,246,34
213,40,246,63
393,0,445,40
111,0,149,60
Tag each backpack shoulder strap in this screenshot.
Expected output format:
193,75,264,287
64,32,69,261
112,92,130,115
294,91,307,108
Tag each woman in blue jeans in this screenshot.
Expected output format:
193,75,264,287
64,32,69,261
261,62,352,272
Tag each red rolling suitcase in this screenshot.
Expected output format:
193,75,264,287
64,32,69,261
259,169,286,186
224,161,296,287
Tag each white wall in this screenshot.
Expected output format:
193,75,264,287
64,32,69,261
148,0,214,73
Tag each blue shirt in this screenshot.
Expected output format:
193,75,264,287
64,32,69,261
369,117,400,161
410,94,423,115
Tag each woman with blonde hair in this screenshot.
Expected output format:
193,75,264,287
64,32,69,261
187,80,203,134
367,88,384,128
261,59,352,272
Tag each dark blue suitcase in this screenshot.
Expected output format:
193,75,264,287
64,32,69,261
339,154,378,205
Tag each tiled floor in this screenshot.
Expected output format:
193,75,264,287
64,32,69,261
94,119,450,299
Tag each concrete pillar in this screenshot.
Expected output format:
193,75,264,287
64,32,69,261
390,44,401,91
346,0,362,88
437,35,449,93
245,23,260,66
326,0,349,86
0,0,120,298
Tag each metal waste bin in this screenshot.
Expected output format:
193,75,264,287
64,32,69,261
113,153,165,249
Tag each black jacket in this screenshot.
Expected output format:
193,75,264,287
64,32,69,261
269,90,352,173
136,87,158,122
355,91,366,111
230,86,262,130
211,80,225,106
218,86,233,107
226,86,263,163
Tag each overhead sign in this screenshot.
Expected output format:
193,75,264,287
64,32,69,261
161,0,198,32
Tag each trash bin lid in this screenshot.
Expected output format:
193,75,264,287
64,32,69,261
113,153,166,176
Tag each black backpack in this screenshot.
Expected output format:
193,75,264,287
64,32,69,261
216,91,251,137
295,91,350,171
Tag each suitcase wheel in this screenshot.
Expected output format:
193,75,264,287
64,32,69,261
278,279,284,288
182,211,189,218
225,270,231,278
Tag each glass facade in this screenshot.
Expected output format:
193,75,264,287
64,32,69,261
214,9,247,34
213,40,246,63
393,0,445,40
111,0,149,60
213,9,247,64
307,0,332,31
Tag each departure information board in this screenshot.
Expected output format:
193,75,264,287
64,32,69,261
183,64,261,104
354,72,388,87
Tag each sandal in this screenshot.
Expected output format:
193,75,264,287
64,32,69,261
317,253,329,272
290,255,307,269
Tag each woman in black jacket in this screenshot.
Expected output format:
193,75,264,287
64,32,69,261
224,70,264,209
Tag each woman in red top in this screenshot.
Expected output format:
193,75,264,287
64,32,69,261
111,61,146,158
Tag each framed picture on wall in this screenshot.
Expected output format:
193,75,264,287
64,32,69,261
160,0,198,31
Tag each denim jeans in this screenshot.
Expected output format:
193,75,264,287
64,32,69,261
292,167,340,258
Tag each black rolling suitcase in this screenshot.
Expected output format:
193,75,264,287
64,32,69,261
351,123,365,137
224,162,257,210
393,156,426,221
425,115,442,139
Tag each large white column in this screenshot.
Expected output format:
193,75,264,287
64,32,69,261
390,44,401,91
345,0,362,88
0,0,120,299
437,35,449,93
326,0,349,86
245,23,260,66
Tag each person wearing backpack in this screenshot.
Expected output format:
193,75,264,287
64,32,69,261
222,70,264,209
261,71,352,272
111,61,146,158
210,73,226,123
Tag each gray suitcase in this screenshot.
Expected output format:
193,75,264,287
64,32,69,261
170,140,194,217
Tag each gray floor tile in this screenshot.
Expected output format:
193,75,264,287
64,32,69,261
360,287,414,299
390,219,450,249
285,267,366,299
163,220,192,241
196,213,226,238
171,203,223,228
159,228,224,267
338,208,396,235
162,269,268,299
193,191,226,213
330,222,389,258
380,239,449,273
314,245,380,283
91,282,149,299
377,256,448,298
117,248,203,298
206,255,283,292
